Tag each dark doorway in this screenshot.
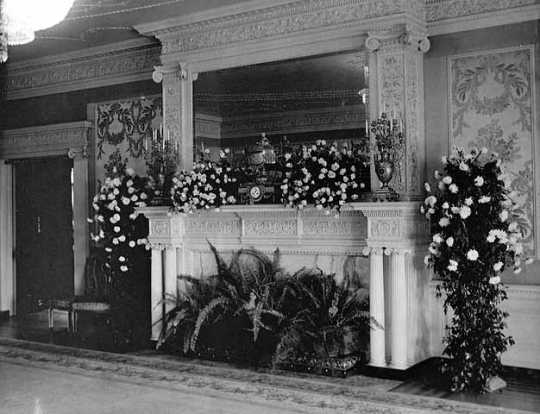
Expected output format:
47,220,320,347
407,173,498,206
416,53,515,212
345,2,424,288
14,156,74,315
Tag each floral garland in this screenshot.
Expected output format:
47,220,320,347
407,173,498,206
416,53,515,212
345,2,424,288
90,168,150,276
422,146,530,392
280,140,368,212
171,156,238,213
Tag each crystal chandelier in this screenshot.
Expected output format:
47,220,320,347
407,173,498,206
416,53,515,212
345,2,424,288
0,0,75,63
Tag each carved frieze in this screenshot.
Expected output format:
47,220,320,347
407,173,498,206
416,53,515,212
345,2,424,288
244,219,297,236
150,220,171,238
186,218,241,235
4,42,160,100
221,106,365,138
0,122,92,159
369,218,401,239
425,0,537,22
145,0,421,56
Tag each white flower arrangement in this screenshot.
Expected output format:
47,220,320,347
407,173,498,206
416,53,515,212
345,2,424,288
89,167,150,276
171,157,238,213
280,140,368,213
422,146,531,392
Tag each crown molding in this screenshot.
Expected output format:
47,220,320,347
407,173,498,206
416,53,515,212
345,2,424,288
0,121,93,159
2,38,160,101
427,2,540,36
136,0,427,71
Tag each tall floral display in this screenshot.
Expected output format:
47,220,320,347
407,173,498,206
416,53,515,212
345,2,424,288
422,147,528,392
90,167,151,348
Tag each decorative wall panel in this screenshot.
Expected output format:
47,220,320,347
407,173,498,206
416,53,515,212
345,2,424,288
449,46,536,253
93,96,162,183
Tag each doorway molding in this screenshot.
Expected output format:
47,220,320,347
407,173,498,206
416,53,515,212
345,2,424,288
0,121,92,315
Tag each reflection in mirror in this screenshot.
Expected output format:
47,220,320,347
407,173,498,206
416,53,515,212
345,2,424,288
192,51,370,202
193,51,369,159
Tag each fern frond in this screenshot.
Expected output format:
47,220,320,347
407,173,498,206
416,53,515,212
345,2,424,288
190,297,231,351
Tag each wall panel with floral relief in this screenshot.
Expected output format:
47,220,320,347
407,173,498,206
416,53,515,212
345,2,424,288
449,46,536,255
92,96,162,184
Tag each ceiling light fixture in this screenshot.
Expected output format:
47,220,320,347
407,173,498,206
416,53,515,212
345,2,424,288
0,0,75,63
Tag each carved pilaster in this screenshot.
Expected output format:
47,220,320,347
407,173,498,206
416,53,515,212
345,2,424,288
153,64,196,171
366,30,430,200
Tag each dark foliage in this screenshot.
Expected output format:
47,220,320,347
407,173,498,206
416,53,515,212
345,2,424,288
158,244,374,369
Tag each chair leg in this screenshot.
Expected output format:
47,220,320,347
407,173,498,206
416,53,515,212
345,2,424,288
73,311,78,333
68,310,73,333
48,308,54,331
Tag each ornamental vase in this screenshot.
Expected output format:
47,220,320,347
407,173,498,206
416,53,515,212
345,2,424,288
374,150,395,188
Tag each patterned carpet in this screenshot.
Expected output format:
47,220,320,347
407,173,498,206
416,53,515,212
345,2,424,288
0,337,536,414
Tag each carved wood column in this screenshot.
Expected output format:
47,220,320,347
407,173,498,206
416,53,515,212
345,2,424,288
164,246,178,316
153,64,196,171
150,246,164,341
388,248,408,369
366,31,430,200
368,247,386,367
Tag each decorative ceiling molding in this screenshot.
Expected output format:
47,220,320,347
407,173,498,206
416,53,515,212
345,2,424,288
2,38,160,101
0,121,93,159
136,0,427,71
426,0,540,35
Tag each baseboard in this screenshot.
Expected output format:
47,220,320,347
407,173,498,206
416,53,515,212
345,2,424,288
0,310,9,321
356,363,415,381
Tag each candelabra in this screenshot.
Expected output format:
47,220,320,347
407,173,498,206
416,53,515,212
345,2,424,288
370,113,403,202
145,128,179,205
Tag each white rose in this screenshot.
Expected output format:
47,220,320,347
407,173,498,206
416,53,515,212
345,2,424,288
112,238,119,245
118,235,126,242
489,276,501,285
447,260,458,272
442,176,452,185
425,195,437,207
119,256,126,262
474,176,484,187
446,237,454,247
478,196,491,204
499,210,508,222
493,262,503,272
129,241,136,248
113,178,121,187
122,197,131,205
464,197,473,206
424,255,430,265
466,249,479,261
459,162,469,171
424,182,431,192
459,206,471,219
449,184,458,193
439,217,450,227
114,226,120,233
433,233,443,244
442,202,449,209
120,265,128,272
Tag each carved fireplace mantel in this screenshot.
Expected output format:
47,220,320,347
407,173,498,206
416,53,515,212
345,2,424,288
139,202,432,370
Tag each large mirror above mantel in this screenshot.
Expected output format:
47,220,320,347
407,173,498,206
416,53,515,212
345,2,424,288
192,51,370,162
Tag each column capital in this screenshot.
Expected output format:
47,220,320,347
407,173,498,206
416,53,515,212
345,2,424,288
149,242,168,251
68,145,88,160
365,30,430,54
153,63,198,83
